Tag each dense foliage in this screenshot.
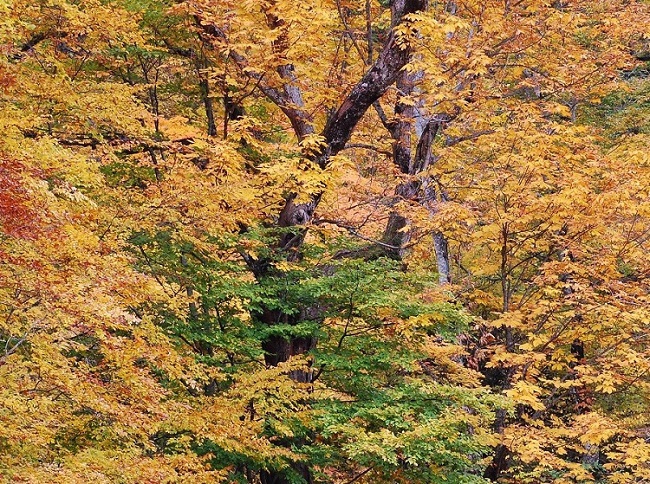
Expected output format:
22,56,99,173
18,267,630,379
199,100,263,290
1,0,649,482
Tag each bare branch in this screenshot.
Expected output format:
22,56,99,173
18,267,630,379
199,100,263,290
445,129,495,147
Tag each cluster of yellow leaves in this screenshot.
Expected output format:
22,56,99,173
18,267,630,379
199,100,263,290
0,0,317,480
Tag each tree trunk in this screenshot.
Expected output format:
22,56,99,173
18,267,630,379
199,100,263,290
483,409,510,480
379,66,452,279
196,3,427,481
433,232,451,284
198,74,217,137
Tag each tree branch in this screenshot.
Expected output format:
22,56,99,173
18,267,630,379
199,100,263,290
317,1,428,167
343,143,392,157
11,32,50,60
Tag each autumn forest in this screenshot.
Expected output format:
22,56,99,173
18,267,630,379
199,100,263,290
1,0,650,482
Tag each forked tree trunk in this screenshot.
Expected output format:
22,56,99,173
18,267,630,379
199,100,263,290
197,2,428,482
224,0,428,367
380,65,452,280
